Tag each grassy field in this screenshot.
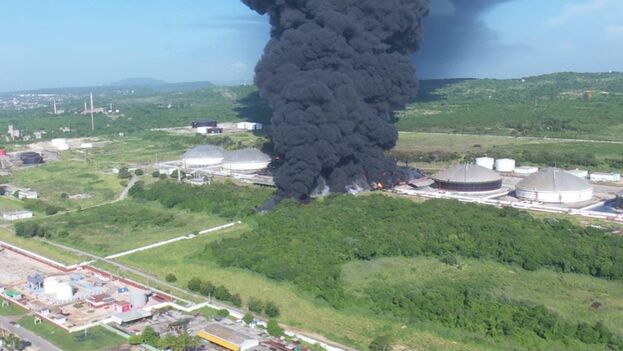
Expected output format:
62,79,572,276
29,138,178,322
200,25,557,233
11,159,124,210
17,316,126,351
37,200,227,256
0,196,28,219
395,131,623,171
112,220,623,351
397,72,623,140
0,300,26,316
0,227,85,265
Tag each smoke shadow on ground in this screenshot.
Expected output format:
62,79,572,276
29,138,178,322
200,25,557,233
415,78,476,103
234,91,273,125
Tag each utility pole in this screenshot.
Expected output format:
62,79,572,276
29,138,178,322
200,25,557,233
90,92,95,131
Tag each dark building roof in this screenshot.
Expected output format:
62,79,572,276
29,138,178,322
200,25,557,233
192,120,217,128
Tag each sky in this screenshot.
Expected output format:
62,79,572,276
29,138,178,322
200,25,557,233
0,0,621,92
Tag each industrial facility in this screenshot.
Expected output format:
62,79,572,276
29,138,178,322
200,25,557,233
19,151,43,165
515,168,594,204
432,164,503,192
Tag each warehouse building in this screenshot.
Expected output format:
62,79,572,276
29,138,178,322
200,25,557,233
515,168,593,204
432,164,503,192
197,322,260,351
182,145,225,168
589,172,621,183
221,148,271,173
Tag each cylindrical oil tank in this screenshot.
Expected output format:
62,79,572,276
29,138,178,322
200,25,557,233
495,158,516,172
44,277,58,295
130,291,148,308
55,282,73,301
475,157,495,170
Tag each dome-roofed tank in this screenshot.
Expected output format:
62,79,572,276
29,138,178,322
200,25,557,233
222,148,271,173
432,164,502,192
182,145,225,168
515,168,593,204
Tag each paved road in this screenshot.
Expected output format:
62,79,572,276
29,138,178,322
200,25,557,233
0,315,62,351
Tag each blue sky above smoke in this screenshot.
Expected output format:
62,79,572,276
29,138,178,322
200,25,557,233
0,0,621,91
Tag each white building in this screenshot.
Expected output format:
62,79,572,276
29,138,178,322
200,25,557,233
589,172,621,182
236,122,263,131
3,210,34,221
515,168,593,204
18,190,38,199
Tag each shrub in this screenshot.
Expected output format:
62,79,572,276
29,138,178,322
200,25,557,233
152,171,160,178
248,298,264,313
165,273,177,283
243,313,254,325
369,334,393,351
216,309,230,318
15,222,46,238
187,277,202,291
266,319,283,337
134,169,144,176
264,301,280,318
60,192,68,199
45,206,59,216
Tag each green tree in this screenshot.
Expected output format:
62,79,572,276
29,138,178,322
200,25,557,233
141,326,160,347
165,273,177,283
134,168,144,176
152,170,160,178
267,319,284,337
231,293,242,307
369,334,393,351
243,312,254,325
248,298,264,313
187,277,202,291
264,301,280,318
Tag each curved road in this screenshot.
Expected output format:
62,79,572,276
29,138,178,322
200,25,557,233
0,315,62,351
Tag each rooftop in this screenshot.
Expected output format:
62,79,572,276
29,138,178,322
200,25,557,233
517,168,593,192
433,164,502,184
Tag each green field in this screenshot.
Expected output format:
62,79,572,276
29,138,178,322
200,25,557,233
33,200,227,256
0,196,28,217
397,73,623,140
0,300,26,316
394,132,623,171
18,316,126,351
0,228,85,265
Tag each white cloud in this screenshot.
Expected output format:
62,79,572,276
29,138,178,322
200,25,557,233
547,0,623,27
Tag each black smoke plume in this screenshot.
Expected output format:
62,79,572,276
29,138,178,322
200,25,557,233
244,0,428,201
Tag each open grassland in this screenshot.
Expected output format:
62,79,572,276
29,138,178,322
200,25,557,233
397,73,623,140
0,227,85,265
0,299,26,316
18,316,126,351
11,159,123,210
342,257,623,334
0,196,28,216
34,200,227,256
395,131,623,171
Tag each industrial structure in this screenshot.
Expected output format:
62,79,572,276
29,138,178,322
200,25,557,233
475,157,494,170
495,158,516,172
221,148,271,173
432,164,503,192
19,151,43,165
182,145,225,168
515,168,594,204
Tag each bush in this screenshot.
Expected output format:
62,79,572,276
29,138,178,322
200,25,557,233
60,192,68,199
151,171,160,178
128,335,142,345
248,298,264,313
216,309,230,318
231,293,242,307
264,301,280,318
134,169,144,176
369,334,393,351
266,319,283,337
243,313,254,325
118,167,132,179
187,277,202,291
45,206,59,216
15,222,46,238
165,273,177,283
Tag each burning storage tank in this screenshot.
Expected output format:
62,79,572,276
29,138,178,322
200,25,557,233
182,145,225,168
221,148,271,173
515,168,593,204
20,151,43,165
433,164,503,192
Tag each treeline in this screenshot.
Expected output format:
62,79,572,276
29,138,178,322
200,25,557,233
209,195,623,304
368,282,622,350
187,277,280,317
130,180,273,219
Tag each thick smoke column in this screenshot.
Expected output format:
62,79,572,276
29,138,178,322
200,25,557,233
244,0,428,201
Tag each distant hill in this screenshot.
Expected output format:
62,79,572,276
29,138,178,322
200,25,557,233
398,71,623,140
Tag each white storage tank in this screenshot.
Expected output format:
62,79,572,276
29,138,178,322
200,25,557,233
565,169,588,178
55,282,73,301
221,148,271,173
514,166,539,175
475,157,495,170
44,277,58,295
516,168,593,204
130,291,148,309
495,158,516,172
182,145,225,168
